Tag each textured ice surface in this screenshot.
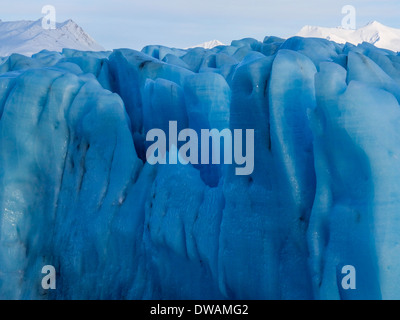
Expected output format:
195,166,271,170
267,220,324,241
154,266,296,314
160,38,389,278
0,36,400,299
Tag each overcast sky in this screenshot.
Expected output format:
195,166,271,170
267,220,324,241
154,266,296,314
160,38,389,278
1,0,399,50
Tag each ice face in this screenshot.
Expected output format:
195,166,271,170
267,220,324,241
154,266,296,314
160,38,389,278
0,36,399,299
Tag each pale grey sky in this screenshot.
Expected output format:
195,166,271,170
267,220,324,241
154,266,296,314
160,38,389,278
1,0,399,50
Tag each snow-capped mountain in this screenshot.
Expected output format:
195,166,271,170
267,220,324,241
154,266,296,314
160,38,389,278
0,19,105,57
297,21,400,52
188,39,225,49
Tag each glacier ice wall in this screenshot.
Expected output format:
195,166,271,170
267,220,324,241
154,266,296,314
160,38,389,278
0,36,400,299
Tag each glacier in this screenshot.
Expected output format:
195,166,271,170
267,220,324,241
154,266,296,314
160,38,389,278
0,35,400,300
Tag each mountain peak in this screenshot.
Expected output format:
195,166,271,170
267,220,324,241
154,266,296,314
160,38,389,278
60,19,77,27
188,39,225,49
0,19,104,57
367,20,383,27
296,21,400,52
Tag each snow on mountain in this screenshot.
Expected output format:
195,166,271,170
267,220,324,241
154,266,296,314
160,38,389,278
0,19,105,57
297,21,400,52
187,39,225,49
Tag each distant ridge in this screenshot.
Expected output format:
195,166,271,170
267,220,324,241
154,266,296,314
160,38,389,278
297,21,400,52
187,39,225,49
0,19,105,57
